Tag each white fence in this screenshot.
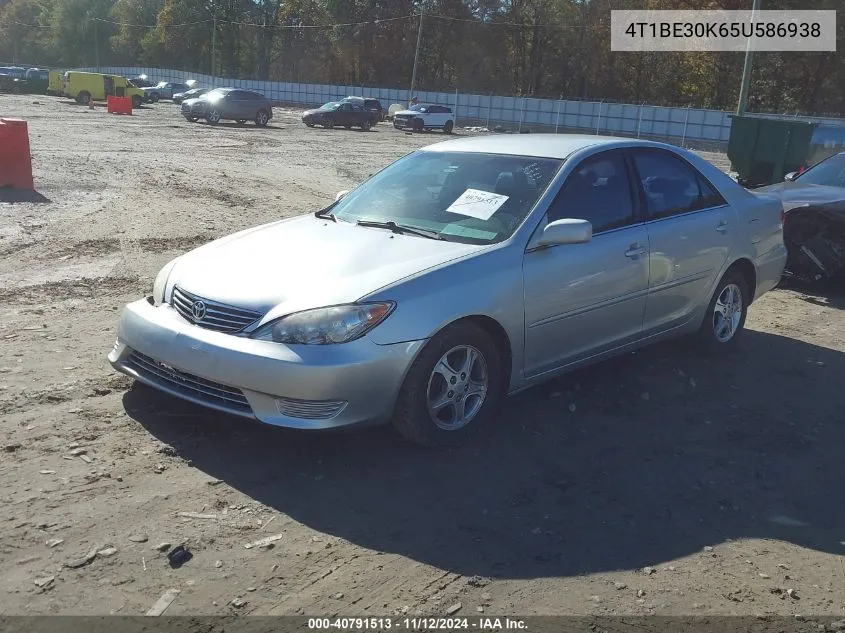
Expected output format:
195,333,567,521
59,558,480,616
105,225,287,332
75,66,845,145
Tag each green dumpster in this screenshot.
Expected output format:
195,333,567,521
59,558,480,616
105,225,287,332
727,115,817,187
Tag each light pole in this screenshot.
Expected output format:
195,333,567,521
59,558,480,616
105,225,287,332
736,0,761,116
409,7,423,103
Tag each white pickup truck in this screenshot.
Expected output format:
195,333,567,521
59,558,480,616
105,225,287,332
392,104,455,133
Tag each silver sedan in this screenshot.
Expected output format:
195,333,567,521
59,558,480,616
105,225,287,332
109,135,787,445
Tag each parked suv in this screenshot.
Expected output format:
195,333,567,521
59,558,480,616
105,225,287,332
301,101,377,130
143,81,189,102
393,103,454,133
341,96,385,122
181,87,273,126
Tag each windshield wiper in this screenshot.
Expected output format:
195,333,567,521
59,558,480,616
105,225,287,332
355,219,444,240
314,208,337,222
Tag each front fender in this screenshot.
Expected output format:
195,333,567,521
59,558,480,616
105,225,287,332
364,245,527,390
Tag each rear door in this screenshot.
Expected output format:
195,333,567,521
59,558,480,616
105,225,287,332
629,148,733,335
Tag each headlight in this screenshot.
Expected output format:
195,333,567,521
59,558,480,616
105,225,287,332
152,257,180,306
251,302,395,345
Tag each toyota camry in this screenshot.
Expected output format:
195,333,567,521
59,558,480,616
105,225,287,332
109,135,786,445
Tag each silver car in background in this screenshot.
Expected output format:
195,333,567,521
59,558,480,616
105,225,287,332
109,135,786,445
181,87,273,126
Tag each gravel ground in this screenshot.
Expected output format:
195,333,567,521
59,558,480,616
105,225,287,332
0,93,843,618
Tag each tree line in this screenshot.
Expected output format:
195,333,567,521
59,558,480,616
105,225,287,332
1,0,843,116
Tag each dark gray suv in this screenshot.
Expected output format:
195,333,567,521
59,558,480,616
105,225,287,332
181,88,273,126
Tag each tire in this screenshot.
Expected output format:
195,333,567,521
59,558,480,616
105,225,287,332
149,92,160,103
361,119,372,131
76,91,90,105
412,119,423,132
324,118,334,129
131,95,142,108
254,110,269,127
443,120,454,134
392,322,503,447
205,109,221,124
695,269,749,351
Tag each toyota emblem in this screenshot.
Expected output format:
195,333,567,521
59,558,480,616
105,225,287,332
191,300,207,321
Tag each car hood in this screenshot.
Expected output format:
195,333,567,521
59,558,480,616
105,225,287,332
182,97,208,107
394,109,419,116
303,108,330,117
755,181,845,211
168,214,487,319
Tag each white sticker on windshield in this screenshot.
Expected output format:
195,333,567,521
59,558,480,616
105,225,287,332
446,189,509,221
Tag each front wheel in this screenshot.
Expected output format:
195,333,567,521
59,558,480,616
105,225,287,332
149,92,160,103
254,110,269,127
695,270,749,350
392,322,503,446
361,119,372,131
443,120,454,134
412,119,423,132
323,118,334,129
76,91,90,105
205,109,221,124
132,95,142,108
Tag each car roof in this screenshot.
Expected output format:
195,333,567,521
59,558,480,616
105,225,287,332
421,134,697,160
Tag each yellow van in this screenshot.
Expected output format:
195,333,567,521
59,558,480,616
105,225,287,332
62,71,145,107
48,70,63,95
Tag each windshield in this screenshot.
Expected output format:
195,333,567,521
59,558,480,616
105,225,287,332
320,102,340,110
796,153,845,188
329,151,562,244
154,81,168,88
409,104,426,112
204,89,227,100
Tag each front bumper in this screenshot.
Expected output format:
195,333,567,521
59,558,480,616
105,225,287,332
108,297,425,429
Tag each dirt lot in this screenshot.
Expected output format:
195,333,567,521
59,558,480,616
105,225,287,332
0,93,843,618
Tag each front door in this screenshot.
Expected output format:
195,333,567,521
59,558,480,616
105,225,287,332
523,150,650,378
628,149,733,335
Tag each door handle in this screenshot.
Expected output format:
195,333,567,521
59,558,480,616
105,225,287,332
624,244,647,258
716,220,728,233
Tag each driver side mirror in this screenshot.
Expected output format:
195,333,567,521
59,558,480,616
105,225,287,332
784,171,798,182
536,218,592,247
335,190,349,201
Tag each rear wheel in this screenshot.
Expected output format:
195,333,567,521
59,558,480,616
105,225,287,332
255,109,269,127
443,120,454,134
392,322,503,447
206,109,221,124
695,269,749,350
324,118,334,129
361,119,372,131
76,91,90,105
149,92,160,103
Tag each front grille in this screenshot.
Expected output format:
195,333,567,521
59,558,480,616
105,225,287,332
171,286,263,334
275,396,347,420
126,351,252,415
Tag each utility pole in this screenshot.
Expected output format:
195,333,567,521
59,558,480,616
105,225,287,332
736,0,761,116
211,16,217,84
409,6,423,103
94,19,100,69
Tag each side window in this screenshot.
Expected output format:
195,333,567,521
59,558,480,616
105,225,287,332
548,152,635,234
632,150,724,220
